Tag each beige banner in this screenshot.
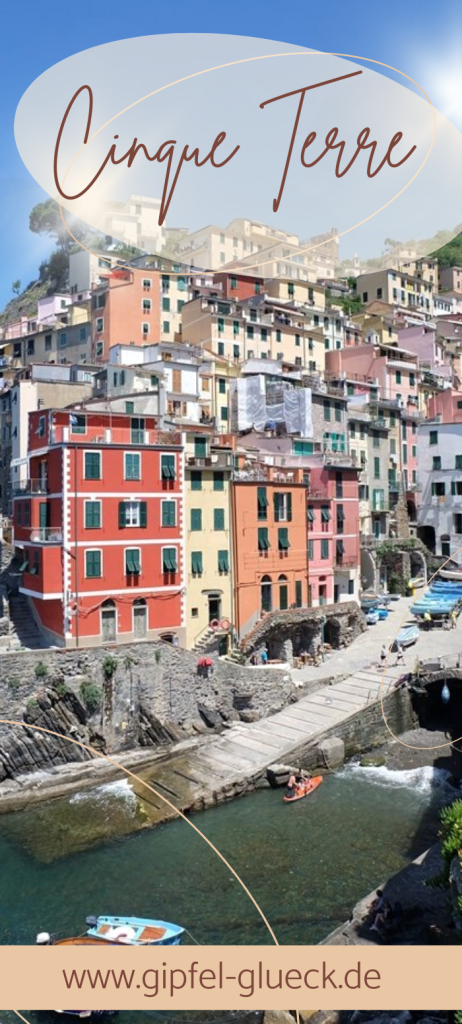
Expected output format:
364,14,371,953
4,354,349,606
0,946,460,1009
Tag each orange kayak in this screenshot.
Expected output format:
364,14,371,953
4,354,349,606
283,776,323,802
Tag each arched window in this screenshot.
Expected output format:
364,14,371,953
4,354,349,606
133,598,147,638
101,599,116,641
278,574,288,611
261,574,272,613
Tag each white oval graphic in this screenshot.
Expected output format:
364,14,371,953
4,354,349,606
14,34,462,271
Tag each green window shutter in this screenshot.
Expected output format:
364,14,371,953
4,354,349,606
218,550,229,572
162,296,170,311
125,453,140,480
86,550,101,577
321,506,331,522
85,502,101,528
217,317,224,332
233,321,240,336
258,527,269,550
163,547,177,572
125,401,135,414
39,502,49,528
162,501,175,527
257,486,268,519
321,539,329,559
191,508,202,531
161,454,175,479
278,527,289,550
295,580,302,607
324,401,331,421
191,470,202,491
456,456,462,470
140,501,147,528
221,407,228,422
308,540,314,560
233,344,240,358
191,551,203,574
214,508,225,530
19,559,29,572
214,472,224,491
287,493,292,522
374,457,380,479
126,549,141,574
85,451,101,479
218,342,224,356
307,507,315,522
194,437,207,458
273,492,281,522
219,379,226,394
119,502,126,528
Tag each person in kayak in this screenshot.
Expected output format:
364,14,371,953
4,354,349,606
287,769,312,797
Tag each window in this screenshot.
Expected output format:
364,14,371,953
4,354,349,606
70,414,86,434
191,508,202,531
125,548,141,575
431,482,445,496
456,456,462,470
217,317,224,334
288,282,294,297
214,508,225,530
334,403,342,423
60,332,67,348
372,432,380,448
194,436,207,458
191,470,202,491
84,451,101,480
161,454,175,480
124,452,141,480
395,370,401,384
429,430,438,445
433,456,442,470
257,486,268,520
274,492,292,522
321,505,331,522
85,550,102,578
246,325,254,339
409,373,415,387
452,481,462,496
142,278,151,291
38,416,45,438
374,457,380,479
321,539,329,559
295,580,302,608
191,551,203,576
162,501,176,527
324,401,331,421
278,527,290,551
218,378,226,394
161,274,170,291
276,329,281,343
45,334,52,350
454,514,462,535
214,472,224,491
218,550,229,573
220,406,228,422
442,537,451,557
95,317,104,333
119,500,147,528
142,322,150,336
143,298,152,313
348,579,354,596
85,501,101,529
337,505,345,532
258,527,270,551
163,321,170,334
163,547,177,573
233,344,240,359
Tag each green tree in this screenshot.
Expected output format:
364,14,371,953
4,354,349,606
11,280,21,296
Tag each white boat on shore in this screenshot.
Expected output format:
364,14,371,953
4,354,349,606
439,568,462,582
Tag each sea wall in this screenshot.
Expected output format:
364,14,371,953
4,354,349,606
0,640,293,780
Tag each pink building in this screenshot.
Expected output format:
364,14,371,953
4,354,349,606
308,461,360,606
326,343,420,407
427,390,462,423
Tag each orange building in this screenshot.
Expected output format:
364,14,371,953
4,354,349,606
231,468,309,639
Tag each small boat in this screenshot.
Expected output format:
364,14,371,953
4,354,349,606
393,625,419,649
366,610,379,625
38,915,184,947
439,568,462,582
284,776,323,803
377,607,389,620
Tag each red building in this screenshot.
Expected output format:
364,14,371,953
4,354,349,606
213,272,264,301
13,409,185,647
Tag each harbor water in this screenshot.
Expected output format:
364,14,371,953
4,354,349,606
0,762,454,947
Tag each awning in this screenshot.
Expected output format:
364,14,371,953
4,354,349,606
218,551,229,572
258,530,270,551
307,507,315,522
163,549,177,572
321,507,331,522
278,528,290,550
126,551,141,573
191,552,203,574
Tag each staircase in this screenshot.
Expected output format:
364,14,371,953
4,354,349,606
193,626,217,653
6,592,47,650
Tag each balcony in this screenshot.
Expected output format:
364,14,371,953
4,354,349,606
13,479,49,496
28,527,63,544
187,451,233,468
334,556,358,570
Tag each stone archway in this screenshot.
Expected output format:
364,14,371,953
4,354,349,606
360,547,377,592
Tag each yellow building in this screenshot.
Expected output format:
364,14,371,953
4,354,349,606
184,433,234,650
356,269,434,313
199,351,240,432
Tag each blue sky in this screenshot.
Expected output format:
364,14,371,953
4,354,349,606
1,0,462,309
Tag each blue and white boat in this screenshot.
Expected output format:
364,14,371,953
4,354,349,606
393,625,419,649
39,914,184,948
366,610,380,625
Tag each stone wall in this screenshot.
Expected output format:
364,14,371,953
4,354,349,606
0,640,293,780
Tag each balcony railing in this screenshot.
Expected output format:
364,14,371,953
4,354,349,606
13,479,48,496
334,556,358,569
28,527,63,544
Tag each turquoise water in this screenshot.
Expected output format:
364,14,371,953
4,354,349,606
0,764,452,947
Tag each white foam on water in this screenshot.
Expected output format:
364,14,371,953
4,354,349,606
69,778,136,805
341,762,455,795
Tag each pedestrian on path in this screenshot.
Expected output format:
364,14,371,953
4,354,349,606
396,643,405,667
451,609,457,629
378,644,387,671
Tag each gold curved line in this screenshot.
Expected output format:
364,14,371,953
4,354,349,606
57,49,436,275
379,542,462,749
1,719,278,945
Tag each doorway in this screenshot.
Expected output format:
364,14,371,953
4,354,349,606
278,574,288,610
208,594,221,623
101,599,116,641
133,598,147,638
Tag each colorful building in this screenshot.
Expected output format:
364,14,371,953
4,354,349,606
13,408,185,647
231,466,309,639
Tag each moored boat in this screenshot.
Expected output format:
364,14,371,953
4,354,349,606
37,915,184,947
439,568,462,582
393,625,419,649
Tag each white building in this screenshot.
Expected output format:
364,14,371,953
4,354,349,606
417,421,462,560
